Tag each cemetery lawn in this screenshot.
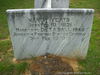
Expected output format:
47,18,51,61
71,0,100,74
0,0,100,75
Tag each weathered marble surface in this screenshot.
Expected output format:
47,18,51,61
35,0,69,8
7,9,94,59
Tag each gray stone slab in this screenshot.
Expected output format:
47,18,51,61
7,9,94,59
35,0,69,8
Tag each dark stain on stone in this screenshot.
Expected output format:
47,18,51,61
15,11,25,17
41,0,47,8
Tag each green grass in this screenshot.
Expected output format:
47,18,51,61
70,0,100,75
0,0,33,39
0,0,100,75
0,0,33,74
0,62,28,75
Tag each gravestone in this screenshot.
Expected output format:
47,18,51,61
7,8,94,59
35,0,69,8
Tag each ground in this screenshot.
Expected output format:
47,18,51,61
29,54,74,75
0,0,100,75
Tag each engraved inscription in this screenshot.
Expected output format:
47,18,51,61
14,17,85,41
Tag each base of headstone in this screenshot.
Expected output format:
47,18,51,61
29,55,73,75
13,54,79,75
